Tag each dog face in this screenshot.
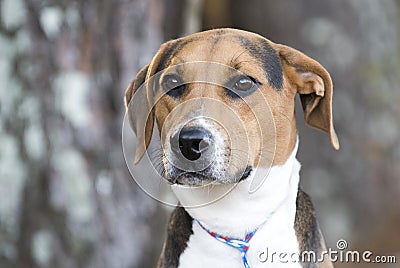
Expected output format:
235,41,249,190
125,28,339,186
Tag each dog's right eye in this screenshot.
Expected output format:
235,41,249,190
162,75,186,98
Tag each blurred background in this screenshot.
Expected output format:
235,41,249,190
0,0,399,267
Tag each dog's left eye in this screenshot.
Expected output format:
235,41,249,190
233,77,257,91
226,75,260,99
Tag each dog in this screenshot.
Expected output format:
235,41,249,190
125,28,339,268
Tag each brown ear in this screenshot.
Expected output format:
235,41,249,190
124,64,155,164
275,44,339,150
124,41,176,163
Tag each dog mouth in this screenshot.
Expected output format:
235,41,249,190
238,166,252,182
167,166,253,186
174,172,214,186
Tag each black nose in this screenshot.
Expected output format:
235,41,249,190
175,127,211,161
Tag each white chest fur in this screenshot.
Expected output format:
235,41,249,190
171,145,303,267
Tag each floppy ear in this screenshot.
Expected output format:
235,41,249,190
125,42,176,164
275,44,339,150
124,64,155,164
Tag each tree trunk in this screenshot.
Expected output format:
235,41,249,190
0,0,165,267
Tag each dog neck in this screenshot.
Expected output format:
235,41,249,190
171,140,300,239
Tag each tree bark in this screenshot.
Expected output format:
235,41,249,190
0,0,165,267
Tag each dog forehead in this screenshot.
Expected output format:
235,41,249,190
156,29,283,90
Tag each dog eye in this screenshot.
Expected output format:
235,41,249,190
226,75,260,99
163,75,180,90
162,75,186,98
233,76,256,91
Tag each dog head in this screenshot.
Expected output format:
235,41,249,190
125,28,339,186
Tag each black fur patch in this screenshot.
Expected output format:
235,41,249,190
295,189,324,268
157,207,193,268
155,37,200,74
237,36,283,90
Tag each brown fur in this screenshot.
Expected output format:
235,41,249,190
125,28,339,168
124,28,339,267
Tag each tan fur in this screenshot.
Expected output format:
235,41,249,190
125,28,339,168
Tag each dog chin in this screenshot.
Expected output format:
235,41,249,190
172,173,215,186
166,166,253,186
